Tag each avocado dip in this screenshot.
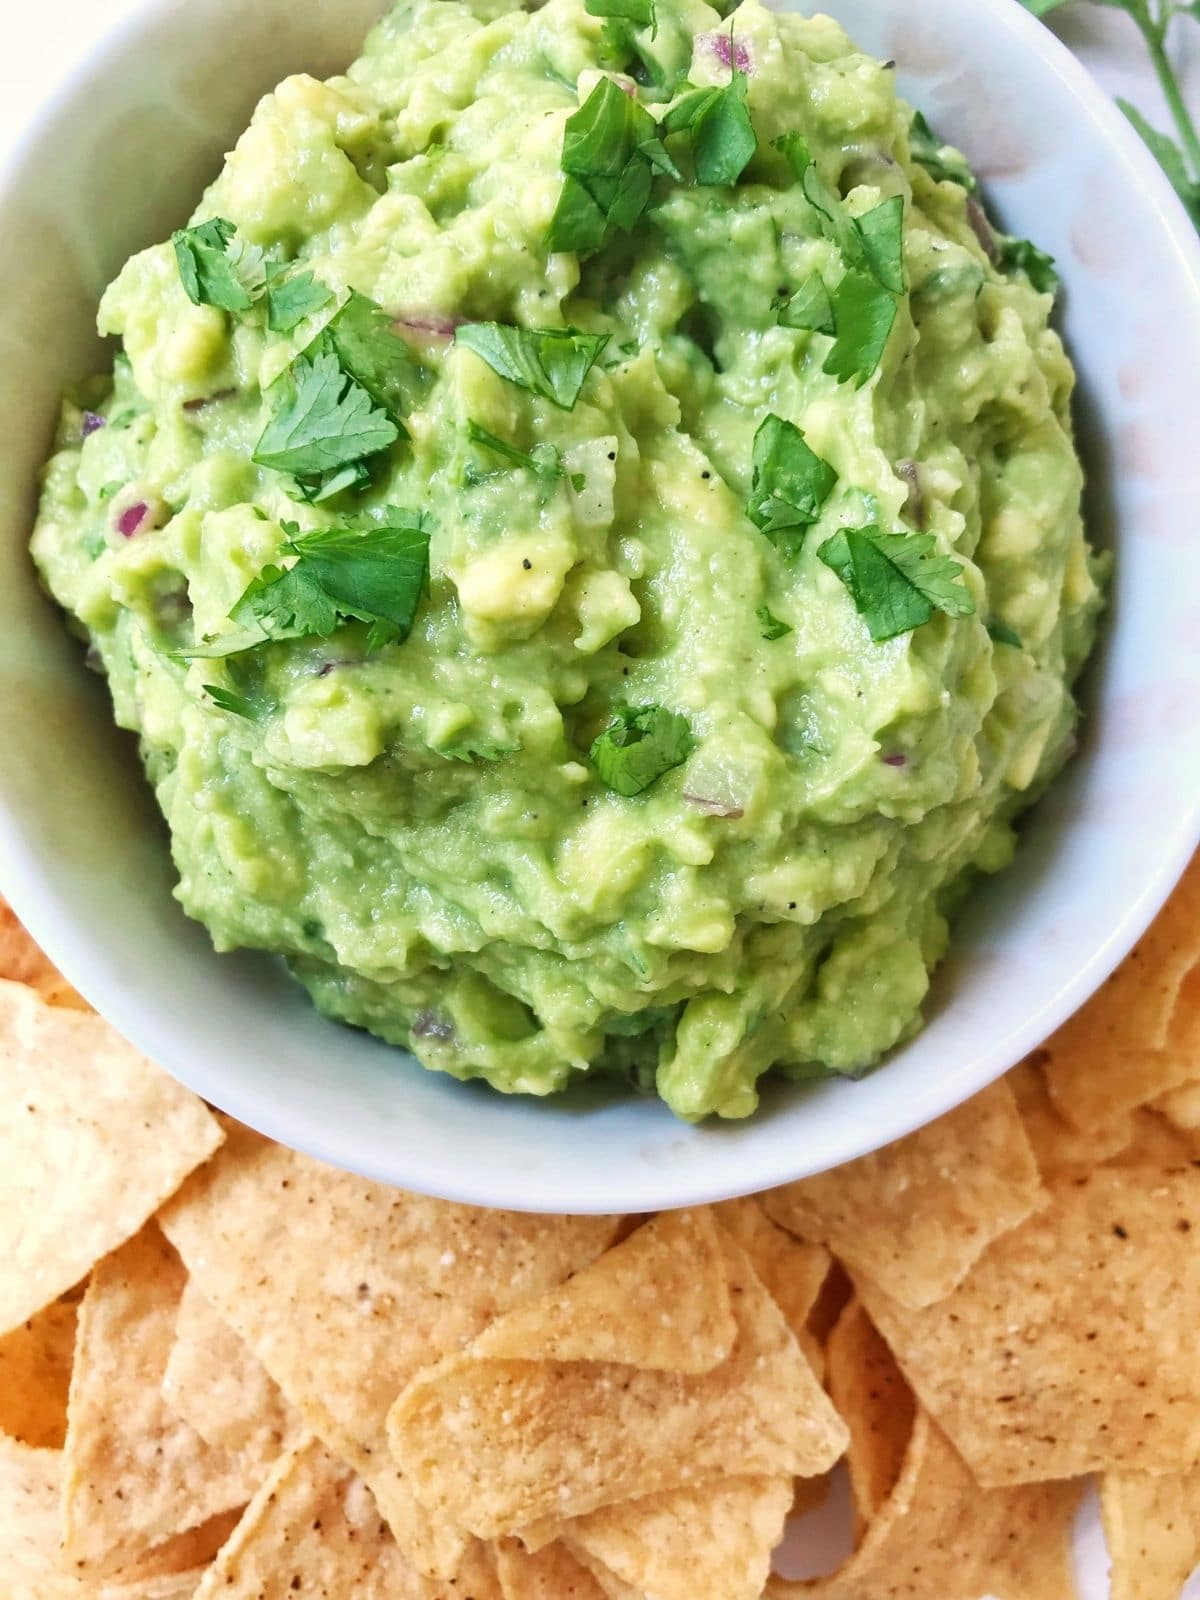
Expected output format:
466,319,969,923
30,0,1105,1119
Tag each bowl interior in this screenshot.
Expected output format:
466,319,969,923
1,0,1198,1213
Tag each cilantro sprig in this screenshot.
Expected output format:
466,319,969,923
197,511,431,658
465,420,563,483
173,219,265,314
662,62,757,186
591,704,694,796
747,414,838,556
252,351,399,495
1020,0,1199,229
585,0,656,28
547,76,680,254
775,135,906,386
909,111,977,192
817,526,975,642
455,324,610,410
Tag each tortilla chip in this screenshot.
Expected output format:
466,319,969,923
1042,859,1200,1127
825,1298,914,1531
473,1210,734,1373
1106,1108,1200,1168
159,1121,619,1578
495,1539,609,1600
857,1167,1200,1484
0,978,223,1335
766,1410,1080,1600
563,1475,793,1600
388,1230,846,1536
1008,1055,1132,1179
192,1434,499,1600
567,1548,643,1600
63,1225,255,1575
762,1080,1043,1309
806,1261,854,1345
1155,1079,1200,1130
1101,1469,1200,1600
713,1199,830,1342
0,901,88,1009
0,1294,77,1448
161,1278,302,1467
0,1435,232,1599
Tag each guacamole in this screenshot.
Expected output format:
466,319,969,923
31,0,1104,1118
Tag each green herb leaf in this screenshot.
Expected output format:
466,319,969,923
266,266,335,334
252,351,399,482
908,111,977,192
455,324,610,410
1016,0,1071,14
747,414,838,555
857,196,906,295
547,77,678,254
591,704,694,796
663,65,757,186
585,0,655,28
436,735,522,763
756,604,792,640
817,525,975,642
1117,98,1200,228
465,420,563,481
778,275,836,334
225,510,431,654
823,270,899,387
309,291,417,431
987,619,1022,648
203,684,256,717
997,235,1059,296
777,135,906,294
173,218,265,314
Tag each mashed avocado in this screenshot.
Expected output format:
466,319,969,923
31,0,1104,1118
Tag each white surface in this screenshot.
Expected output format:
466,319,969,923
0,7,1198,1598
1,1,1200,1219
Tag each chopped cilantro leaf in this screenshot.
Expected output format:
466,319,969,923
585,0,655,25
778,276,835,334
747,414,838,556
465,420,562,481
221,510,431,655
756,604,792,640
591,704,694,796
203,683,256,718
455,324,610,410
172,217,265,314
309,290,417,431
997,236,1059,296
822,270,899,388
252,351,399,483
436,736,522,763
817,525,975,641
857,196,906,295
662,64,756,186
266,266,334,333
570,471,587,493
909,111,977,192
987,619,1022,648
547,77,679,255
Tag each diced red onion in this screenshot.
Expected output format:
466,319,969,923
683,792,746,819
81,411,106,438
117,502,152,538
182,388,237,414
612,74,638,98
411,1010,456,1043
881,752,908,768
393,312,460,343
966,196,1000,264
897,459,926,530
700,31,753,74
316,659,359,678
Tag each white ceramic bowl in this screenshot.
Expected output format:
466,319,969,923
1,0,1198,1214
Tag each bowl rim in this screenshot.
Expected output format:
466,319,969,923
2,0,1200,1211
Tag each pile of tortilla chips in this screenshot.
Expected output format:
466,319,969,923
2,857,1199,1600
